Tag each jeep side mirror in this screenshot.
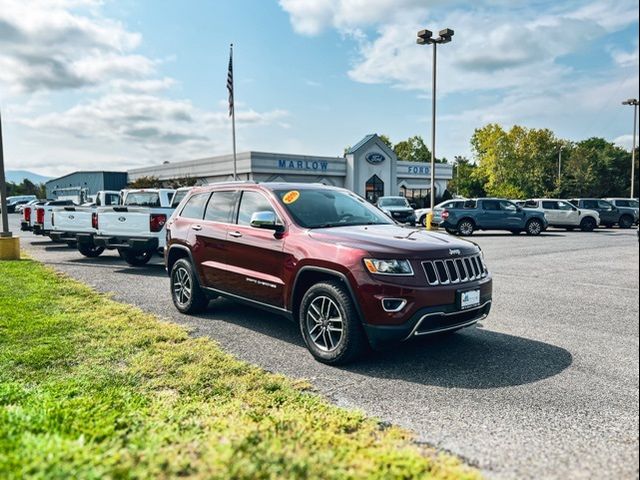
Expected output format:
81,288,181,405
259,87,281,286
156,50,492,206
250,211,283,232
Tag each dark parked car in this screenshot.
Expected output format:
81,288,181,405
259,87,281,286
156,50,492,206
375,196,417,225
440,198,548,236
165,183,492,364
569,198,637,228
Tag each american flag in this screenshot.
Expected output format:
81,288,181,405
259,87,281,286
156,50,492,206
227,45,234,117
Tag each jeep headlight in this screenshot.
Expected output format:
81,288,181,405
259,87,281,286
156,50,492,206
364,259,413,275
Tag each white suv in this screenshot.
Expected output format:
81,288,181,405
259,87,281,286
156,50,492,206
523,199,600,232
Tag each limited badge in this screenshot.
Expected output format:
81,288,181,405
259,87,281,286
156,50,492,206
282,190,300,204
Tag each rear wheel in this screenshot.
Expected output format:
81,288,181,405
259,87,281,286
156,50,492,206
525,218,543,236
457,219,475,236
580,217,596,232
78,243,104,258
170,258,209,314
119,248,153,266
419,215,427,227
619,214,634,229
299,280,368,365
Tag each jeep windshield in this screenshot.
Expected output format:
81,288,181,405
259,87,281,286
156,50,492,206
274,189,393,229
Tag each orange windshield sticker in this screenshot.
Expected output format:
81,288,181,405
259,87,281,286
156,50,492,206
283,190,300,204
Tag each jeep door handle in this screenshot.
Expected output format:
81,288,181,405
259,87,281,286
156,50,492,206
229,231,243,238
192,225,202,231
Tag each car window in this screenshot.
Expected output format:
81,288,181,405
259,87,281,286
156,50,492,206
597,200,613,210
499,201,517,211
104,193,120,206
483,200,500,211
180,192,211,219
582,200,598,209
275,189,392,229
171,190,189,208
237,191,277,226
557,201,573,211
463,200,477,209
542,201,557,210
524,200,539,208
125,192,161,207
204,191,237,223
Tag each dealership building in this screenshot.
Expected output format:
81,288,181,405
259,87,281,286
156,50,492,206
128,134,453,206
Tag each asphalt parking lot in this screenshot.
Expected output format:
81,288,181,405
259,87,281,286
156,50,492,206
9,214,639,479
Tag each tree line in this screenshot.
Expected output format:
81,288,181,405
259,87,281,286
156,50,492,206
373,126,638,200
6,179,46,199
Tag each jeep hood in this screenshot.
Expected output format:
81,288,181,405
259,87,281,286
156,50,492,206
307,224,480,257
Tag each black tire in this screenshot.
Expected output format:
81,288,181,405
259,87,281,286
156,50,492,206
525,218,543,236
456,219,475,236
299,280,368,365
618,214,633,229
119,248,153,266
78,243,105,258
419,215,427,227
170,258,209,314
580,217,596,232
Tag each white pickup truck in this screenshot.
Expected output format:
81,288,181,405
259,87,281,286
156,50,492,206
93,188,177,266
49,191,121,256
32,199,78,238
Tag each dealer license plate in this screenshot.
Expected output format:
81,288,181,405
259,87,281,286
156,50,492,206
460,289,480,309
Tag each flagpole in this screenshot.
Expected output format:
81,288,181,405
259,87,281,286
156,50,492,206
229,44,237,180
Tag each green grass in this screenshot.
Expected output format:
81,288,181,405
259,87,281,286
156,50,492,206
0,259,480,479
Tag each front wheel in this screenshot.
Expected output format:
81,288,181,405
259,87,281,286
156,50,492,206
170,258,209,314
78,243,105,258
119,248,153,266
419,215,427,227
580,217,596,232
299,281,368,365
525,218,543,236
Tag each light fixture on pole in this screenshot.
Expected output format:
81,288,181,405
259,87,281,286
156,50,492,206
622,98,638,198
417,28,454,210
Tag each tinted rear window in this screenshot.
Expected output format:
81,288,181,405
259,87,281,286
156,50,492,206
204,191,237,223
125,192,161,207
171,190,189,208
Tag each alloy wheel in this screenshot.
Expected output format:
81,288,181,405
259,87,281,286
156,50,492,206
172,266,192,307
306,295,344,352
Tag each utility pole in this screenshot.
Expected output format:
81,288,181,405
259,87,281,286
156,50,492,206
622,98,638,198
0,109,10,238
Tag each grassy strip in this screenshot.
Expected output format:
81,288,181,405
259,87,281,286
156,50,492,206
0,259,480,479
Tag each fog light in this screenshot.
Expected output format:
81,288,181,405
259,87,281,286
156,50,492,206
381,298,407,312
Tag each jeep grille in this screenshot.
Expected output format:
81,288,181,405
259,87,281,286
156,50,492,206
422,254,488,286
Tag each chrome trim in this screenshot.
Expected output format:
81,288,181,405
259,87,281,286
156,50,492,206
421,253,488,286
404,300,492,340
203,286,290,314
381,298,407,313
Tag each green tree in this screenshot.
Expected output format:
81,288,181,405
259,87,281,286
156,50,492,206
448,157,486,198
128,176,162,188
393,135,435,163
471,124,562,198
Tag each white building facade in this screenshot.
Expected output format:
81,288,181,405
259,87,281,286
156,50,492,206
128,134,453,207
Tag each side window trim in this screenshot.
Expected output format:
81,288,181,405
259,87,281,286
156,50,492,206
202,190,240,225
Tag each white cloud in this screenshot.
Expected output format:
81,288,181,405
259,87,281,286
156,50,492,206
0,0,151,92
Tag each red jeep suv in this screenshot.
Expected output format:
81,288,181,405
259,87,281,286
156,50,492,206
165,182,492,364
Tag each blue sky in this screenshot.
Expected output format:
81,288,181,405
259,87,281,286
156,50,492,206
0,0,638,176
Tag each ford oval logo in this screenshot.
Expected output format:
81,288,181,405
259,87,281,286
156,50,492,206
365,152,385,164
118,217,126,222
68,215,74,220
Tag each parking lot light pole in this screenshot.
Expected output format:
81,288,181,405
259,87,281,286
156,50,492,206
622,98,638,198
0,109,11,238
558,145,563,191
417,28,454,211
